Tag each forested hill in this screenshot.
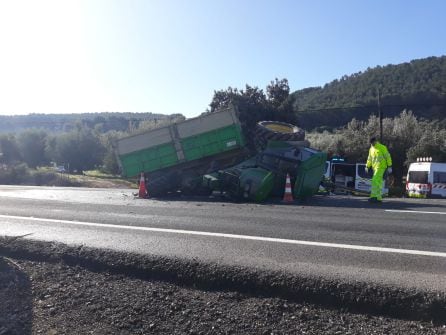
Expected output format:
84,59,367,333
292,56,446,130
0,112,182,134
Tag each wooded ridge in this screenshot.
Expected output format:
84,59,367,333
292,56,446,130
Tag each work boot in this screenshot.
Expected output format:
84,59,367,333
368,197,379,203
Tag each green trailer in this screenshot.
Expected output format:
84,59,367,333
116,106,247,195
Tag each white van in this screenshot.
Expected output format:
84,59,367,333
406,160,446,198
324,160,388,195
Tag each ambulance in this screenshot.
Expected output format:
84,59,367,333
406,158,446,198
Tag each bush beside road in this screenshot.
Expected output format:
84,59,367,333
0,166,134,189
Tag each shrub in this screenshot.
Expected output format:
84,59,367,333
0,163,29,184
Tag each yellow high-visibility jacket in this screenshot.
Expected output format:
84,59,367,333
366,142,392,171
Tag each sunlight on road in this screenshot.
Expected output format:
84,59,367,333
0,186,134,205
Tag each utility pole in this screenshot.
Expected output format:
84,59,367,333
377,88,383,142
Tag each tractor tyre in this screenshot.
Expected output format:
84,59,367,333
255,121,305,149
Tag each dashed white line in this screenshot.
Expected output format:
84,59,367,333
385,209,446,215
2,214,446,258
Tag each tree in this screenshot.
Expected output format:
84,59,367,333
17,129,49,168
48,128,105,173
208,87,240,113
266,78,290,108
306,110,446,185
384,111,424,183
208,79,296,151
406,123,446,164
99,131,123,175
0,134,21,164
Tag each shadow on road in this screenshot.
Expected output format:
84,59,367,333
300,195,446,211
145,192,446,211
0,257,32,335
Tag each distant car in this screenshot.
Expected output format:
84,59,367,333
56,166,66,173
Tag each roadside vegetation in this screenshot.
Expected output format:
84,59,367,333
0,120,179,185
307,111,446,185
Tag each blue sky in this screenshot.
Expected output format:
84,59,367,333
0,0,445,118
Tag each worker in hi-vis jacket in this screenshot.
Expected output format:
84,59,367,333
365,136,392,203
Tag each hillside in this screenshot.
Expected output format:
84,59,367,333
292,56,446,130
0,112,183,134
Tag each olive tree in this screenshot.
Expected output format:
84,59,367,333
17,129,49,168
47,128,105,173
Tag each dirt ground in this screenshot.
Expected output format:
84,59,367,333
63,174,135,189
1,254,445,335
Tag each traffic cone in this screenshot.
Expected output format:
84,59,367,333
282,173,294,203
138,172,147,198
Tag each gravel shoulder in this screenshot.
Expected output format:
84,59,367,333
2,257,445,335
1,238,446,335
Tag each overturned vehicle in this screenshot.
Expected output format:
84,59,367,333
115,106,326,202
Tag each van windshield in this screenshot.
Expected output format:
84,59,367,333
408,171,428,184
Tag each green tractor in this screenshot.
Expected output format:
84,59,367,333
204,140,327,202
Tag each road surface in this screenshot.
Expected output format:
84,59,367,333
1,185,445,291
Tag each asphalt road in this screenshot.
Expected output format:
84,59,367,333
1,185,446,292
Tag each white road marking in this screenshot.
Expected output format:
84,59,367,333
2,214,446,258
385,209,446,215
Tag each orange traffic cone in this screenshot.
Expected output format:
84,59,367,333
138,172,147,198
282,173,294,203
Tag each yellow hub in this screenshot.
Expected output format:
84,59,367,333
264,123,295,133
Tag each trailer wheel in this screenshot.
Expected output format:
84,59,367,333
255,121,305,149
177,171,205,195
147,172,179,197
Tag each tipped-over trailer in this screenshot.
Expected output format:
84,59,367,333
116,106,247,196
116,110,326,202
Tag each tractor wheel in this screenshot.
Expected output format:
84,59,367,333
255,121,305,149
